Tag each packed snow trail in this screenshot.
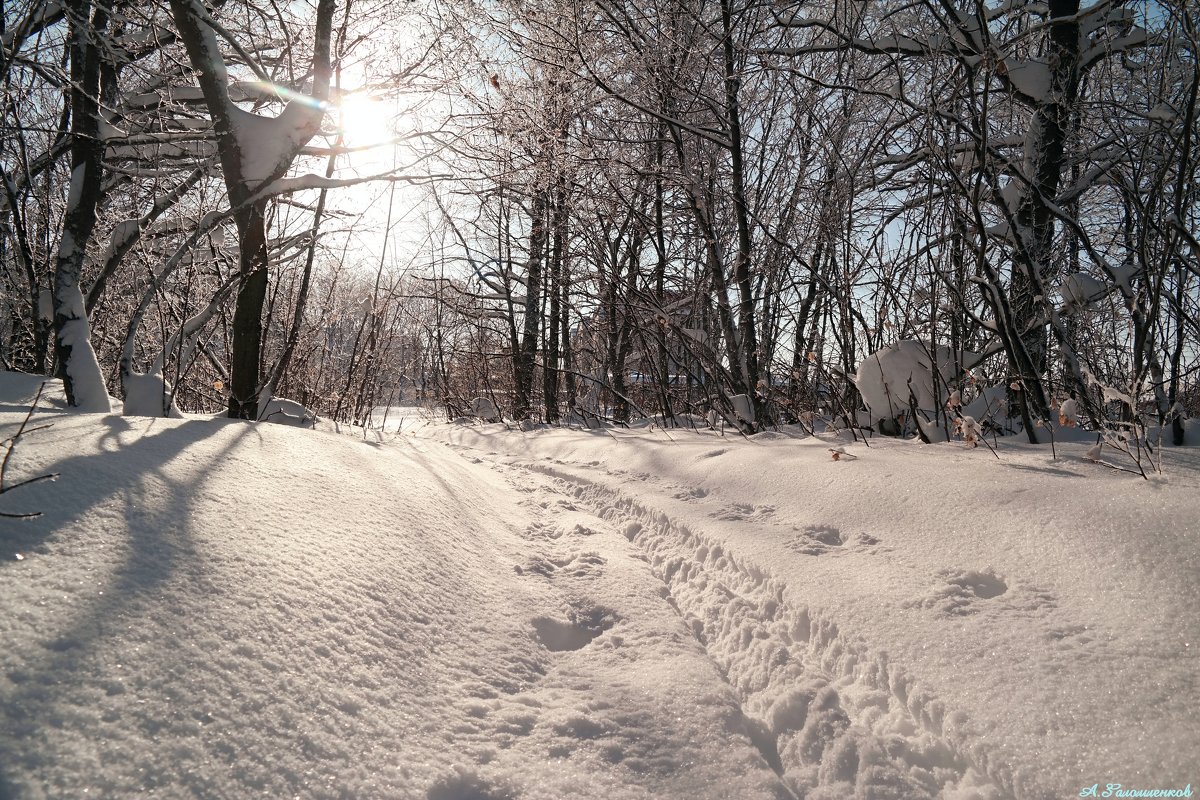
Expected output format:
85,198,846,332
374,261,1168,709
431,421,1200,800
0,387,788,799
445,446,1009,800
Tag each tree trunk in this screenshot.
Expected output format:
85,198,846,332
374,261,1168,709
721,0,760,418
1009,0,1081,419
543,186,564,423
515,191,547,418
227,201,270,417
53,0,111,411
168,0,334,419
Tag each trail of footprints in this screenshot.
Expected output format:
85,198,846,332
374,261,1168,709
515,493,618,653
454,447,1016,800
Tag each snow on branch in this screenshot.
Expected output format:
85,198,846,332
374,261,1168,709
254,170,454,201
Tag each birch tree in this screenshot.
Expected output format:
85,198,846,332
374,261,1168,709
167,0,336,418
52,0,114,411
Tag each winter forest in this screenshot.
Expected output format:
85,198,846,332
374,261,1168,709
0,0,1195,443
2,0,1199,799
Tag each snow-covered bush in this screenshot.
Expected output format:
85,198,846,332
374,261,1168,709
954,415,982,447
854,341,967,435
470,396,501,422
122,371,183,418
1058,398,1079,428
257,397,318,428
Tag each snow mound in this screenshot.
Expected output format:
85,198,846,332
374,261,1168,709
257,395,318,427
853,340,967,426
471,396,502,422
121,371,183,418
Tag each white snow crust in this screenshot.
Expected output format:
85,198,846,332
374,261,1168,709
51,288,114,414
121,371,183,418
854,340,971,425
1,373,1197,799
230,103,324,187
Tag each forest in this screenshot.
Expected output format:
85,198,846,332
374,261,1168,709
2,0,1197,446
3,4,1200,795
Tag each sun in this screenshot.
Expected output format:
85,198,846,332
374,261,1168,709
336,91,395,149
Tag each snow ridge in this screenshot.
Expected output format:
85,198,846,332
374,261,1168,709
507,458,1012,800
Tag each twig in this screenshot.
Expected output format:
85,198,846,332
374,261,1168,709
0,382,59,519
1,383,46,493
975,428,1001,460
0,423,53,447
1090,458,1148,478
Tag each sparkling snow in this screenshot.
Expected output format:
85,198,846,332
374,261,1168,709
1,372,1197,799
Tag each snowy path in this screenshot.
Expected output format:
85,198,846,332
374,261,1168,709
2,387,1197,799
433,423,1200,800
1,406,786,799
445,442,1008,800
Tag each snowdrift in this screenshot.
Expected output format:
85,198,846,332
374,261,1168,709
1,373,1197,799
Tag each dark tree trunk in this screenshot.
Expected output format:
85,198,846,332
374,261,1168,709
227,201,270,418
1009,0,1081,419
543,186,565,423
560,237,574,414
515,191,547,418
652,133,674,425
721,0,762,427
169,0,334,419
0,173,48,374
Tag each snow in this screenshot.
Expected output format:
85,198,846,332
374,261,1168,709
731,393,756,424
230,102,325,186
51,286,113,414
1060,271,1107,309
1110,263,1140,295
64,166,86,216
36,291,53,323
1057,398,1078,427
854,340,970,425
1003,60,1051,103
1,372,1197,799
996,181,1022,213
103,219,141,265
121,371,183,418
256,395,319,427
1148,104,1177,123
471,396,502,421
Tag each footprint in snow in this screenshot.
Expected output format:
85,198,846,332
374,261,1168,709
710,503,775,522
514,552,606,579
558,552,606,577
910,568,1008,615
514,555,559,577
672,486,709,501
784,524,845,555
521,521,564,541
532,606,617,652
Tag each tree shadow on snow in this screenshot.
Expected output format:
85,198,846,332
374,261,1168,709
0,415,252,795
1002,460,1085,480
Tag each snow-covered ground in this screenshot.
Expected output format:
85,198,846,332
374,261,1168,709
1,372,1197,799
